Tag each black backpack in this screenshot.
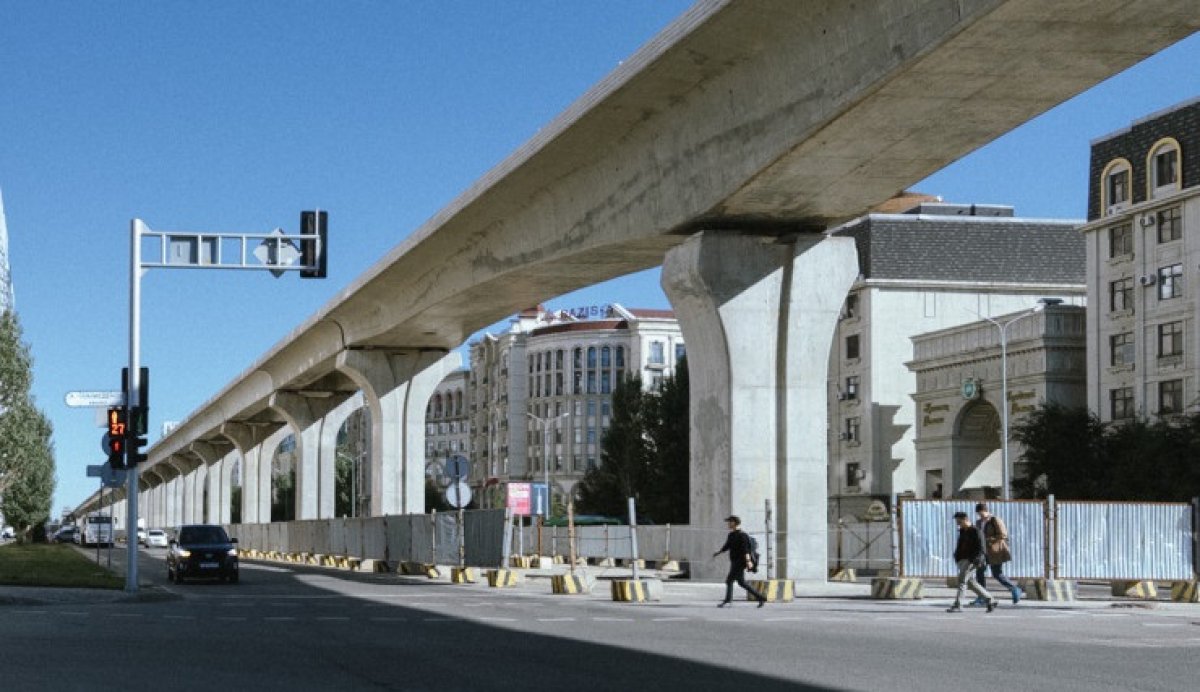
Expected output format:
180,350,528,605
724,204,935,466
746,533,761,573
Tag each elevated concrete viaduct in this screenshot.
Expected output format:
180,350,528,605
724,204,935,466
75,0,1199,580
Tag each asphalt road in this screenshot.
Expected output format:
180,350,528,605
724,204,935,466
1,548,1197,691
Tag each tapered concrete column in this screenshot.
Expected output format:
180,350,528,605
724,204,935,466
188,441,223,525
662,231,857,581
218,451,237,524
337,349,461,516
269,392,348,520
318,392,365,518
221,423,277,525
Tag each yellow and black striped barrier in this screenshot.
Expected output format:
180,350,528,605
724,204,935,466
450,567,477,584
870,577,923,600
611,579,646,602
399,561,440,578
551,573,590,595
1017,578,1076,601
828,567,856,582
1170,580,1198,603
486,569,519,587
746,579,795,602
509,555,533,568
1111,580,1158,599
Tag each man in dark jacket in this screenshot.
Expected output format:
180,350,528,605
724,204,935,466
948,511,996,613
712,515,767,608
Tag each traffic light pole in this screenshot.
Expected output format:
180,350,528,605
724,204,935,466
125,218,144,593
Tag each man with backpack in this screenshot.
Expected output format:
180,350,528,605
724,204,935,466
712,515,767,608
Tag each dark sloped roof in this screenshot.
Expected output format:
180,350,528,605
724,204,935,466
834,215,1085,284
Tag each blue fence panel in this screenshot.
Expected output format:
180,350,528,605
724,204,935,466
1056,502,1193,580
900,500,1045,578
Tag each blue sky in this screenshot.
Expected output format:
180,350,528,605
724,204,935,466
1,3,1198,515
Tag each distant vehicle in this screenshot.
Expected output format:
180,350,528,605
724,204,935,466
53,526,79,543
2,526,15,540
80,516,114,547
167,524,238,584
137,528,148,546
146,529,168,548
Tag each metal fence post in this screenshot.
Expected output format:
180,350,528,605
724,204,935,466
764,498,774,580
628,497,640,581
1192,497,1199,580
1046,494,1056,580
890,493,901,578
500,507,512,569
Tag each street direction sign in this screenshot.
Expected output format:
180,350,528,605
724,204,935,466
444,481,472,509
531,482,549,517
86,464,107,478
253,228,302,278
87,463,127,487
65,390,125,408
445,455,470,481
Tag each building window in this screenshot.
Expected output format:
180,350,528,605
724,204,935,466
586,427,596,444
1109,277,1133,312
587,400,596,416
1158,264,1183,300
1156,206,1182,243
1104,162,1130,213
1158,379,1183,415
587,347,597,368
844,417,860,442
845,334,860,360
600,371,612,394
649,341,665,365
1110,387,1134,420
586,372,596,394
574,347,583,370
845,462,861,489
1108,223,1133,258
615,346,625,368
1150,142,1179,194
1158,321,1183,358
601,346,611,368
843,293,859,319
587,457,597,471
844,375,859,400
556,349,564,370
674,342,686,364
573,371,583,395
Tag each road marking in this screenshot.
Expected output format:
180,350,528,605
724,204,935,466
112,613,143,618
537,617,577,622
264,617,296,621
652,617,690,622
593,617,635,622
217,616,246,621
164,615,194,620
1142,622,1186,627
316,616,350,621
423,617,456,622
480,617,517,622
369,617,406,622
764,617,806,622
56,611,88,617
15,610,47,615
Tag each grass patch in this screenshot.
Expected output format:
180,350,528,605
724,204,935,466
0,543,123,589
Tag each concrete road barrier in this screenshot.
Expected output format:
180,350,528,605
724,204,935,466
450,567,478,584
1111,580,1158,599
747,579,795,602
1018,578,1077,602
551,574,590,595
828,567,856,582
1170,580,1198,603
486,569,519,587
509,555,532,568
610,579,646,602
870,577,923,600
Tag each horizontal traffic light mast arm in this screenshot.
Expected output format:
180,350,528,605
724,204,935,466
137,229,322,272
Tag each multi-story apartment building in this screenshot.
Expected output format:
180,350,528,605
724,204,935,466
465,304,683,509
424,369,470,476
826,201,1086,519
1081,97,1200,422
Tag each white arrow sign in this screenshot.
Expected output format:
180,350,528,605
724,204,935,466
65,391,125,408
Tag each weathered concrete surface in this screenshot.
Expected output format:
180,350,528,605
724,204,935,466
77,0,1200,516
663,232,857,580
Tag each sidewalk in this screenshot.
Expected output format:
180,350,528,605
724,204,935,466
0,543,174,606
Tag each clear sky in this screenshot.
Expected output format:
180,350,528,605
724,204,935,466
1,3,1198,516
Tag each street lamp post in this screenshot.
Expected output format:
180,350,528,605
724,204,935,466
526,411,569,517
976,298,1061,500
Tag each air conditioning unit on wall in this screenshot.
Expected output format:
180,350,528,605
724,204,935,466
1140,275,1157,286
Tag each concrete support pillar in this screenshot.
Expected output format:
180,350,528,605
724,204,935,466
269,392,347,520
317,392,365,518
258,426,291,522
662,231,857,581
218,451,237,524
221,423,276,525
336,349,460,516
188,442,223,525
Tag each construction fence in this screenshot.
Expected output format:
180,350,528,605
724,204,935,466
225,508,507,568
899,498,1198,581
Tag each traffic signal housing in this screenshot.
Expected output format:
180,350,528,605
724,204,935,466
105,407,127,469
126,406,148,467
300,210,327,279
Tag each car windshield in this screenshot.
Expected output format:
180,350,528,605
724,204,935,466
149,530,164,536
178,526,229,544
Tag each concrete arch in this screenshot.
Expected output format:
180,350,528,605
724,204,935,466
952,400,1001,498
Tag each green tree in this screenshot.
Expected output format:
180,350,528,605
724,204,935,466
642,356,689,523
1011,403,1107,499
575,375,650,519
0,310,55,541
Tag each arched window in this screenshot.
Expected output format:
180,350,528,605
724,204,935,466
1100,158,1132,215
454,390,463,416
587,346,597,368
1147,138,1181,197
433,394,443,418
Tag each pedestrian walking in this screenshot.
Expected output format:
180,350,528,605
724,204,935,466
947,511,996,613
712,515,767,608
969,502,1023,605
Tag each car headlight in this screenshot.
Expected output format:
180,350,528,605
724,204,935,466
227,548,238,557
177,549,192,558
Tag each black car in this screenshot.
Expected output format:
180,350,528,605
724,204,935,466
166,524,239,584
52,526,79,543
